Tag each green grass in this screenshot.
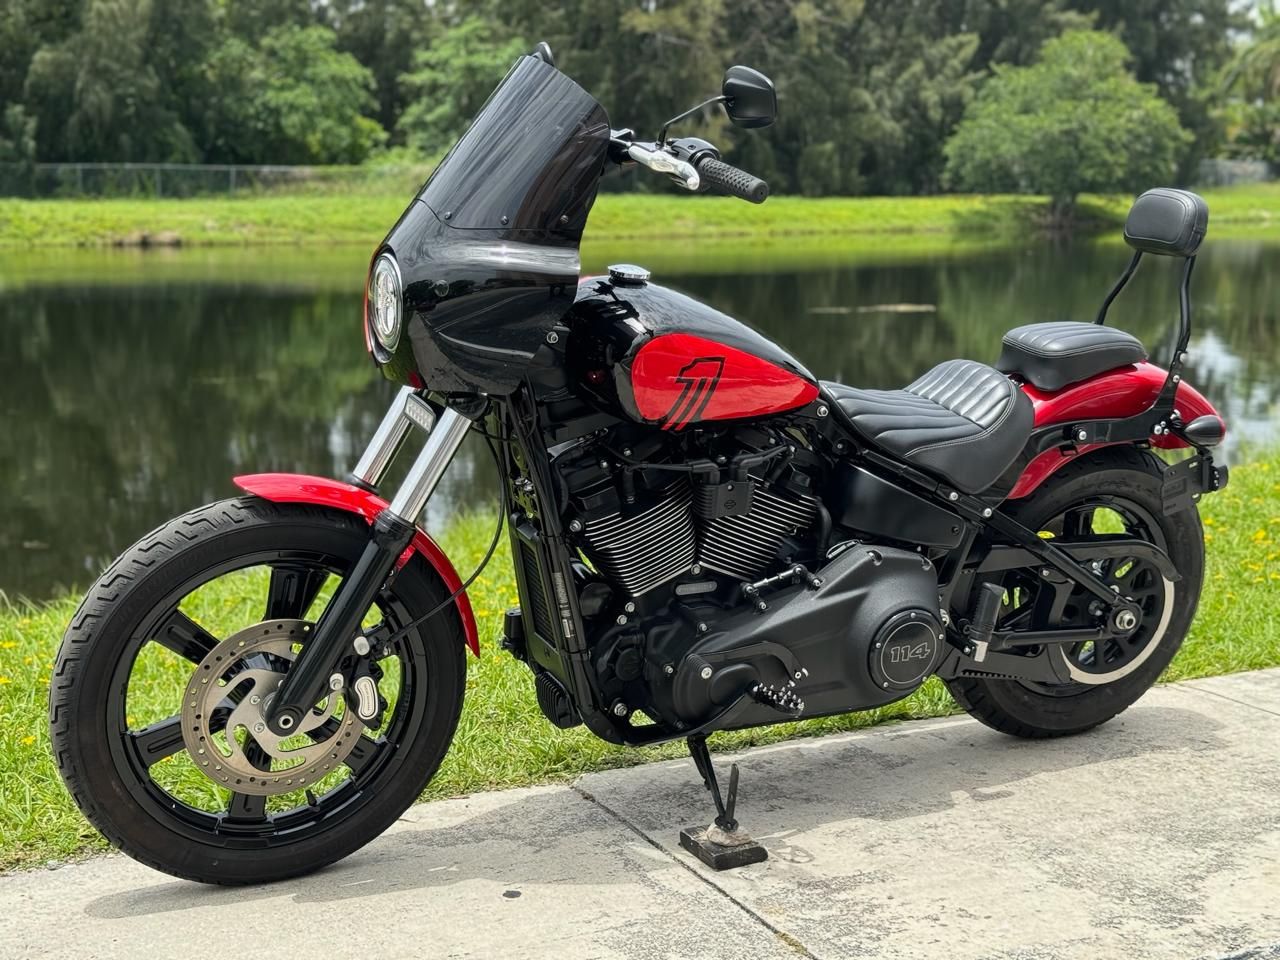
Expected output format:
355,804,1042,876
0,230,1028,296
1,183,1277,249
2,454,1278,872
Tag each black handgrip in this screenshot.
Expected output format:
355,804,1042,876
697,157,769,204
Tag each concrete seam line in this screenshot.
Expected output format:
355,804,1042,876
1172,682,1280,720
570,783,823,960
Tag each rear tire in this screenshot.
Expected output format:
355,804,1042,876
50,497,466,884
945,446,1204,738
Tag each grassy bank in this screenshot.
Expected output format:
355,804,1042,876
1,183,1277,249
2,455,1278,871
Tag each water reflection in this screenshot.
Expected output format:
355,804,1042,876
1,237,1276,600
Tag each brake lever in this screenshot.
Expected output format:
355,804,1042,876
626,143,701,191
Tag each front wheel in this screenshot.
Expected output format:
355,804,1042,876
945,446,1205,738
49,497,466,884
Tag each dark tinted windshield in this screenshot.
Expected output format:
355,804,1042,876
419,56,610,239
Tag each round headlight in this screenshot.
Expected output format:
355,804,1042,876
367,253,403,352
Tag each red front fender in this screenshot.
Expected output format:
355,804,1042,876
1009,362,1224,500
233,473,479,656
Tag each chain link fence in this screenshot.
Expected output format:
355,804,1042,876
0,162,431,198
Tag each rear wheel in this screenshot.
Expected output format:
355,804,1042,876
945,447,1204,738
49,497,466,884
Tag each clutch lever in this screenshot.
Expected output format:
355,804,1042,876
626,142,701,191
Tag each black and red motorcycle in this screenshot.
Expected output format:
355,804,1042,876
51,46,1228,882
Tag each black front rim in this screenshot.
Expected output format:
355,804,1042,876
106,548,430,847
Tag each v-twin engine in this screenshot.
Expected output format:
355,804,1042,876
577,477,820,597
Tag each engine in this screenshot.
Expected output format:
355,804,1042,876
563,425,821,600
537,422,944,732
505,272,948,736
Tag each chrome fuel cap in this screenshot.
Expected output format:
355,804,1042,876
608,263,651,286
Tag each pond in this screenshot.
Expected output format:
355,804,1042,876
2,234,1277,601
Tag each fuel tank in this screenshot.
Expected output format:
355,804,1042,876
566,268,819,429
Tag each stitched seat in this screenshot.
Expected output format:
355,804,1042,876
996,321,1147,391
824,359,1034,494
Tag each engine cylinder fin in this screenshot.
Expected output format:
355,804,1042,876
580,481,698,596
697,488,819,582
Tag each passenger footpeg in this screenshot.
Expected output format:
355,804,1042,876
679,735,768,871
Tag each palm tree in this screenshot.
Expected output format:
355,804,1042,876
1218,3,1280,165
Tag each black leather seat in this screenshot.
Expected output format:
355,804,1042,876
996,321,1146,391
824,359,1034,494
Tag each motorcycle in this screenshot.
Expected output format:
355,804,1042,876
50,45,1228,883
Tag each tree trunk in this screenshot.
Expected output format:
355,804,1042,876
1045,195,1078,231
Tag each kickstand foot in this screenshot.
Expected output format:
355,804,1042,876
679,735,767,870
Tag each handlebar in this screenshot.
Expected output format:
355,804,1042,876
626,143,700,191
613,135,769,204
694,156,769,204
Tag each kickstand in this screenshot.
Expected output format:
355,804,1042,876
679,735,768,870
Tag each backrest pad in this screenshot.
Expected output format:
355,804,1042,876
1123,188,1208,258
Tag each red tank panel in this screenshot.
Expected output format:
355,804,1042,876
630,333,819,430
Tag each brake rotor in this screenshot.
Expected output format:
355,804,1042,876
181,619,364,796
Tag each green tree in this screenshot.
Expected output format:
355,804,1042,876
204,25,386,164
398,18,528,155
23,0,196,162
148,0,219,147
0,105,38,195
944,30,1190,220
328,0,436,138
1065,0,1248,167
1218,2,1280,165
0,0,82,116
222,0,317,40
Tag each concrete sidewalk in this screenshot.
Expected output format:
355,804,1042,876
4,670,1279,960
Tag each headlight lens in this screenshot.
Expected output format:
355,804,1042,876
367,253,403,352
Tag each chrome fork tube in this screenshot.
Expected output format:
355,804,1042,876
266,402,470,734
349,386,436,491
388,408,471,522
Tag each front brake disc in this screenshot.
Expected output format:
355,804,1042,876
181,619,364,796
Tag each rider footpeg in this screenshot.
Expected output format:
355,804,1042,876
751,681,804,716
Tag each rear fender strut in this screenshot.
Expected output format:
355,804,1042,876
233,472,479,657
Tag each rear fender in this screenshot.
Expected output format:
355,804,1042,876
233,473,479,656
1009,362,1223,500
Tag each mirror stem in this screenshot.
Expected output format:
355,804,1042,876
658,95,727,147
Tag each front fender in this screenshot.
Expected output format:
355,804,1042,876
233,473,479,656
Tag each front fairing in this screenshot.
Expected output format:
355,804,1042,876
378,55,610,395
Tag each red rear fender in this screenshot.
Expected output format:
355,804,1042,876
1009,362,1223,500
233,473,479,656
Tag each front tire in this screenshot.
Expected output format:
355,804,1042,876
945,447,1204,738
50,497,466,884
